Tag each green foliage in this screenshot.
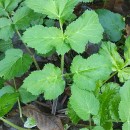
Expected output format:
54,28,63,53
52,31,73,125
0,40,13,52
0,0,128,129
65,11,103,53
71,54,112,91
119,80,130,130
70,84,99,120
96,9,125,42
0,93,19,117
22,25,69,55
21,64,65,100
18,88,38,104
0,86,14,97
99,42,124,71
12,6,43,30
0,49,32,80
0,18,14,41
67,102,80,124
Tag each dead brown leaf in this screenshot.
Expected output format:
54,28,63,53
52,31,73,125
22,105,64,130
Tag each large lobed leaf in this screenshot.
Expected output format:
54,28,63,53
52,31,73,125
96,9,125,42
0,49,32,80
25,0,79,21
21,64,65,100
71,54,112,91
70,84,99,121
65,10,104,53
22,25,70,55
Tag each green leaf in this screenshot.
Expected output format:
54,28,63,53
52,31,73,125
80,128,89,130
18,87,38,104
12,6,43,30
0,49,32,80
99,42,124,71
25,0,78,21
92,126,104,130
22,64,65,100
70,84,99,121
97,83,120,125
0,86,14,97
0,93,19,117
71,54,112,91
0,8,8,16
96,9,125,42
65,10,103,53
119,101,130,122
24,117,37,128
118,67,130,82
122,122,130,130
0,39,13,52
124,36,130,65
22,25,70,55
0,18,14,41
67,102,80,124
109,94,120,121
0,0,22,12
119,80,130,124
120,80,130,101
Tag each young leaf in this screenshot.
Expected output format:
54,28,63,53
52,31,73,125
0,39,13,52
0,49,32,80
65,10,104,53
71,54,112,91
0,0,22,12
96,9,125,42
118,67,130,82
0,18,14,41
25,0,78,21
12,6,43,30
70,84,99,121
18,88,38,104
0,86,14,97
99,42,124,71
21,64,65,100
96,83,120,125
124,36,130,65
0,93,19,117
24,117,37,128
22,25,70,55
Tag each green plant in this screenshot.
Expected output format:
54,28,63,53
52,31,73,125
0,0,129,130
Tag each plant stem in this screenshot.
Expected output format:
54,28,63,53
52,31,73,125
102,71,117,85
0,117,29,130
7,11,40,70
89,115,92,130
61,55,64,74
13,79,23,121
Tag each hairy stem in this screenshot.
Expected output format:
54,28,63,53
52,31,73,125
7,12,40,70
0,117,29,130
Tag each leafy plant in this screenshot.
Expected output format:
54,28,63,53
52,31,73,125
0,0,129,130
